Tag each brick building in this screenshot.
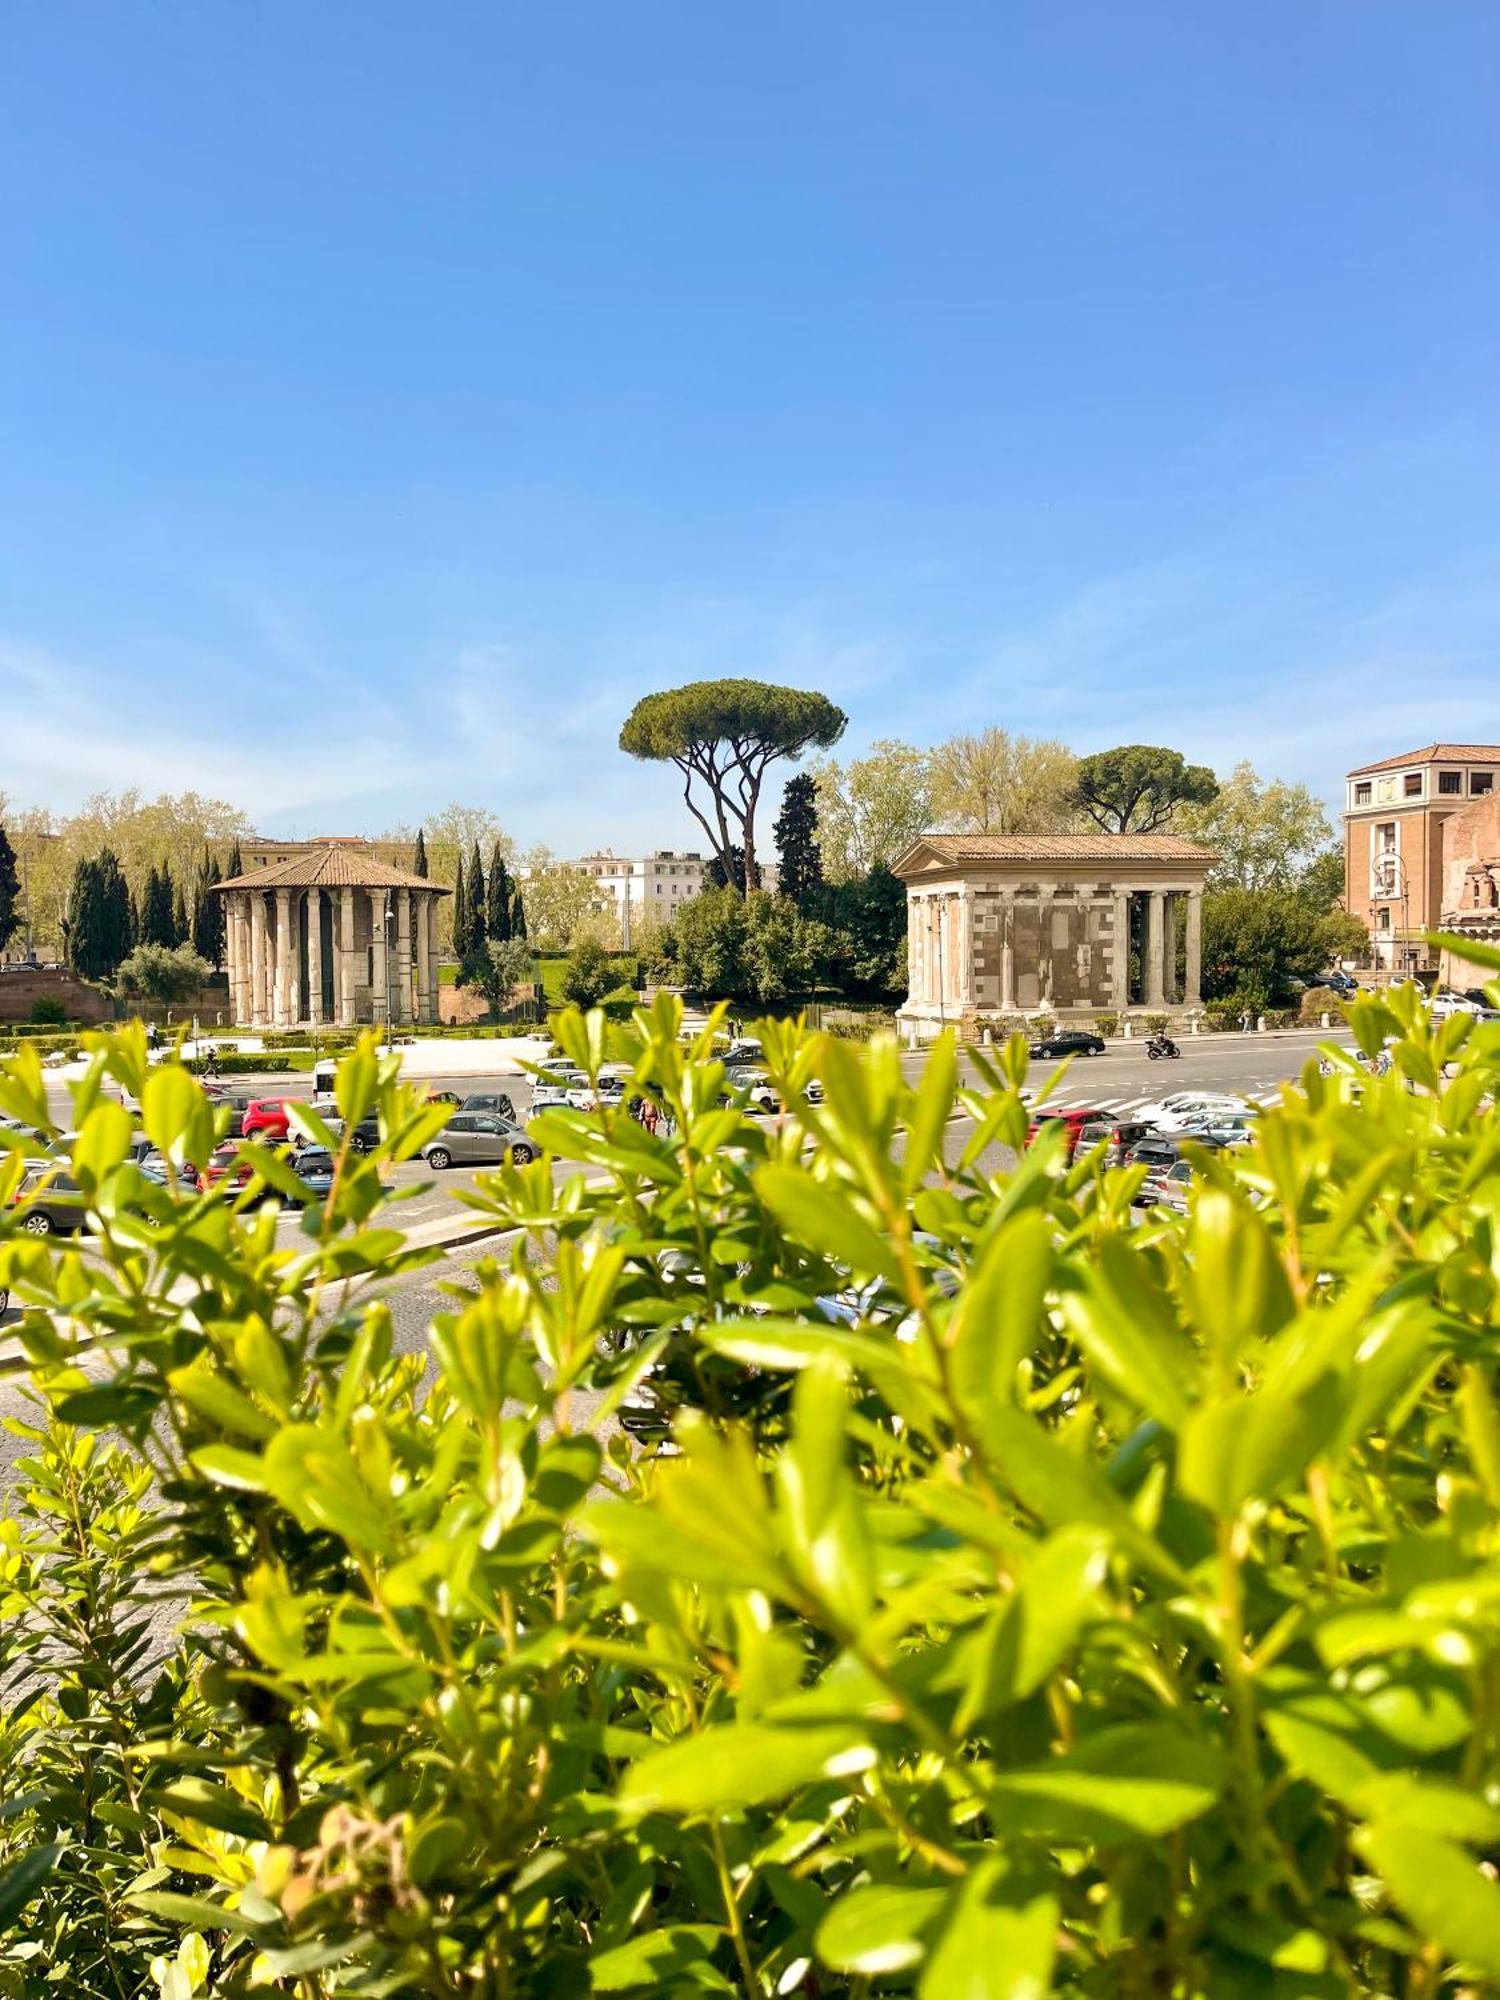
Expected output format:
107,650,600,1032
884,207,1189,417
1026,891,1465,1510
1343,745,1500,974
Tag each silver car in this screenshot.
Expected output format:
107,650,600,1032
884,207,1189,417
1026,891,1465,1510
421,1113,536,1171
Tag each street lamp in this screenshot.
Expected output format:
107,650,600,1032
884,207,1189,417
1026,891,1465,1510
1374,850,1414,977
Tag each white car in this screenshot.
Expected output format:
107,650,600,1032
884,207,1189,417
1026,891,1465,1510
1135,1092,1250,1132
1430,992,1500,1023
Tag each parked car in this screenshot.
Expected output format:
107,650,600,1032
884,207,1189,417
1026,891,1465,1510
1134,1092,1249,1132
1306,971,1359,995
422,1113,536,1170
1074,1117,1151,1167
1028,1028,1106,1060
1127,1133,1182,1175
288,1146,338,1199
241,1097,294,1142
1179,1110,1258,1147
1137,1158,1195,1212
459,1091,517,1120
531,1074,587,1111
0,1285,9,1316
8,1167,86,1236
1025,1106,1108,1160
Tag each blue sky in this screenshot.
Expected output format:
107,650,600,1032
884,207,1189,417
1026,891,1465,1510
3,1,1497,848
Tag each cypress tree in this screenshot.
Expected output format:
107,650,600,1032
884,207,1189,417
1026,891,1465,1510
65,857,114,979
193,850,225,967
413,828,429,879
486,841,510,943
172,881,189,948
98,851,132,972
468,841,487,953
227,839,243,880
510,883,527,942
774,772,823,904
127,885,141,952
142,864,175,948
452,851,468,960
0,821,19,952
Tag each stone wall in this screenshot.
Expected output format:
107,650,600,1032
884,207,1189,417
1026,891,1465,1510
0,966,113,1024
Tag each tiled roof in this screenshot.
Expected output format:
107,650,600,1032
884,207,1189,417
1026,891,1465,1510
895,832,1216,873
1348,744,1500,777
216,845,449,895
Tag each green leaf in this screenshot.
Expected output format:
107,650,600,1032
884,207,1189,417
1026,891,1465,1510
1178,1370,1346,1517
141,1063,214,1170
774,1354,874,1628
259,1425,397,1556
190,1445,268,1491
1060,1235,1196,1428
70,1100,135,1186
0,1844,61,1930
989,1724,1226,1842
152,1778,270,1840
902,1031,958,1192
168,1359,278,1441
919,1859,1058,2000
589,1924,727,1992
948,1527,1110,1727
756,1163,904,1283
1358,1821,1500,1981
124,1889,272,1937
622,1723,875,1815
950,1209,1053,1420
816,1883,949,1975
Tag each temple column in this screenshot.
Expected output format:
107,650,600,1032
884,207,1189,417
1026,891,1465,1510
307,888,324,1026
1164,894,1179,1006
273,889,293,1026
371,890,390,1023
1037,888,1055,1009
249,892,268,1028
338,888,357,1026
222,896,240,1022
415,891,432,1023
999,892,1016,1012
396,888,413,1024
956,887,975,1016
1146,892,1167,1008
1112,891,1131,1011
1184,890,1204,1007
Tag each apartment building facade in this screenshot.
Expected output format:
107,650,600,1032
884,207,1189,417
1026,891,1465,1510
572,849,709,943
1344,744,1500,972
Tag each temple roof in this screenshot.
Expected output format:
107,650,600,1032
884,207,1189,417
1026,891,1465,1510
215,846,449,895
893,833,1215,876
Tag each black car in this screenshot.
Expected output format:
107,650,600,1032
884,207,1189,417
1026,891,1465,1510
460,1091,517,1121
1028,1028,1106,1059
1127,1134,1182,1175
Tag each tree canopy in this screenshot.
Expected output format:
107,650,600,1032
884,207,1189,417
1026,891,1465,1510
811,738,933,882
929,727,1079,835
620,679,846,893
1180,760,1333,890
113,940,212,1005
1073,744,1219,833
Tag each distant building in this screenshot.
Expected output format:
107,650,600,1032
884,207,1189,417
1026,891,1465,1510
241,835,374,871
1343,745,1500,974
568,850,708,943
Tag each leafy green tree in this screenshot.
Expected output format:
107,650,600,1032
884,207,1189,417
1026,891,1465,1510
476,935,536,1018
0,820,20,951
657,887,831,1004
113,941,212,1005
1201,883,1360,1009
811,738,932,881
773,771,822,903
516,850,600,952
620,678,847,892
813,866,908,997
1299,845,1348,912
412,827,429,878
929,727,1079,834
1180,760,1333,889
485,840,511,942
1074,743,1219,832
560,935,616,1008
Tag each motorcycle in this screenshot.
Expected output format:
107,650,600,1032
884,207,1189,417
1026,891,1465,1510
1146,1034,1181,1060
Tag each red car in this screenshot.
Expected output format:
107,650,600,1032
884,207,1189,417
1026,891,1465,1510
241,1098,293,1142
1025,1106,1107,1162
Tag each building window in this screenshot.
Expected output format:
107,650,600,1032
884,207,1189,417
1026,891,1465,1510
1354,782,1372,805
1403,773,1422,797
1473,773,1495,796
1439,771,1462,795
